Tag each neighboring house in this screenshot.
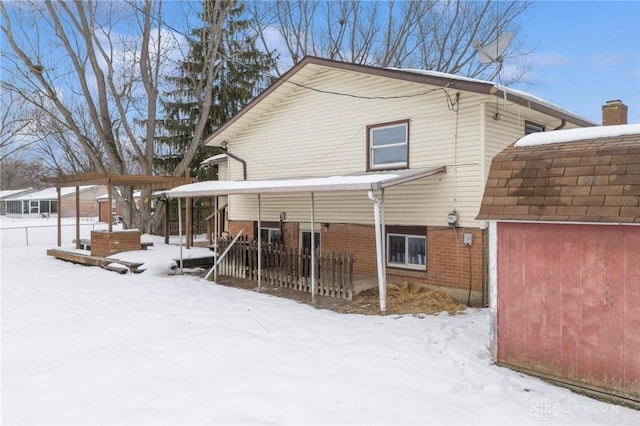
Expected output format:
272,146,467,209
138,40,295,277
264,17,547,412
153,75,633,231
4,185,107,218
178,56,598,305
0,188,33,215
96,190,141,223
477,122,640,405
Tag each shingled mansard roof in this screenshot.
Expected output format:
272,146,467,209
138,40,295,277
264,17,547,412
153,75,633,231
477,124,640,224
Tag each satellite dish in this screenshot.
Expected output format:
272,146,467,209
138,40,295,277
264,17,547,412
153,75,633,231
477,31,513,64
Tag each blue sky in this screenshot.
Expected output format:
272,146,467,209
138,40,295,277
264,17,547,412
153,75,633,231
513,1,640,124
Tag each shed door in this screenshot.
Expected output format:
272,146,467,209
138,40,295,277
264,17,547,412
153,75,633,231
497,222,640,401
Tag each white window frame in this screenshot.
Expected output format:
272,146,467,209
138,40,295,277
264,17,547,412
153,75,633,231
29,200,39,214
387,233,427,271
367,120,409,170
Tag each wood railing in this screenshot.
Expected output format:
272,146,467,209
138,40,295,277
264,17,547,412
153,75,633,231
216,237,354,300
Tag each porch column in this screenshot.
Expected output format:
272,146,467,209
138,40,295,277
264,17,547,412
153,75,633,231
57,187,61,247
128,186,134,230
75,186,80,249
107,179,113,233
178,197,183,272
257,194,262,292
164,199,169,245
213,196,218,282
310,192,316,305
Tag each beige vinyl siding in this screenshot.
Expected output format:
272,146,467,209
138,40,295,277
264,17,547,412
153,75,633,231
227,71,484,176
483,101,585,179
223,69,588,230
217,162,229,181
224,70,490,228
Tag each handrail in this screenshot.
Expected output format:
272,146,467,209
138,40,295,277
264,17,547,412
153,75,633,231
204,229,244,281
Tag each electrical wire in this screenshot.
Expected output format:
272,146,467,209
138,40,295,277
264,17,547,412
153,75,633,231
129,1,464,105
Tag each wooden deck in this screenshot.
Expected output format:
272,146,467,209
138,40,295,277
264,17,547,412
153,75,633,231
47,249,144,274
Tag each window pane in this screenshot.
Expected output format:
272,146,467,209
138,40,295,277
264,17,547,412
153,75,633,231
301,231,320,252
388,235,406,263
269,229,282,244
372,125,406,146
372,145,406,165
407,237,426,266
525,122,545,135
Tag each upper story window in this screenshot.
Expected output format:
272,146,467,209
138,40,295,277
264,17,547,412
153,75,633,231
525,121,545,135
367,119,409,170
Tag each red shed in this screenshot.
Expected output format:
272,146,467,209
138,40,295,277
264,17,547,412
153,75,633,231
477,123,640,406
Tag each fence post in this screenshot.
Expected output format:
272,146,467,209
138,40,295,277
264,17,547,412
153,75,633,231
25,227,29,246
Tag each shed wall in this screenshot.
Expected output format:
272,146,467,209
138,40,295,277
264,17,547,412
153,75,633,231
496,221,640,402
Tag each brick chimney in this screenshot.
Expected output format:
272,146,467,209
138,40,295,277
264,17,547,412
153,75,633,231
602,99,628,126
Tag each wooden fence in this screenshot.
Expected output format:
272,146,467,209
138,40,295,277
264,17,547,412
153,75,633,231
216,237,354,300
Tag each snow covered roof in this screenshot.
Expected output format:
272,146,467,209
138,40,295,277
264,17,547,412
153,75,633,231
96,190,141,201
164,167,446,198
515,124,640,147
390,67,590,126
200,154,228,167
477,128,640,223
8,186,99,201
204,56,595,147
0,188,32,200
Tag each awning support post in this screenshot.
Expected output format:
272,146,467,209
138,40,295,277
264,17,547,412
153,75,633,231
75,186,80,249
369,190,387,314
311,191,316,305
213,196,218,282
257,193,262,292
178,197,183,273
56,187,62,247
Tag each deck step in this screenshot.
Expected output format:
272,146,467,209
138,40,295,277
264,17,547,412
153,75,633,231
47,249,143,273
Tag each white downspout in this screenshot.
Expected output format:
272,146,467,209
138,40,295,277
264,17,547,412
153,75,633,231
368,190,387,314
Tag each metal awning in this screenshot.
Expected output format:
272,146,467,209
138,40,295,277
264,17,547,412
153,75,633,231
163,166,446,198
166,166,446,314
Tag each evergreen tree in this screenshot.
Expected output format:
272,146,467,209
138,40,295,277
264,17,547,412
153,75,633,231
156,0,275,179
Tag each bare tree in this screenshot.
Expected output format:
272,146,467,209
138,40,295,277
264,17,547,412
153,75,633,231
0,155,49,190
1,0,235,231
0,92,44,161
251,0,532,82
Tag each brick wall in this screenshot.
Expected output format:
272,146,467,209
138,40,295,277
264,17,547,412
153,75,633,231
228,220,256,239
229,219,487,305
91,230,141,257
60,198,100,218
98,200,124,223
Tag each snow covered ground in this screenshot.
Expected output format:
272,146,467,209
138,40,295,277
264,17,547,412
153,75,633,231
1,218,638,425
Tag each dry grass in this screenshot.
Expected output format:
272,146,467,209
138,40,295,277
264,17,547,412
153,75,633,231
214,277,466,316
355,283,466,315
